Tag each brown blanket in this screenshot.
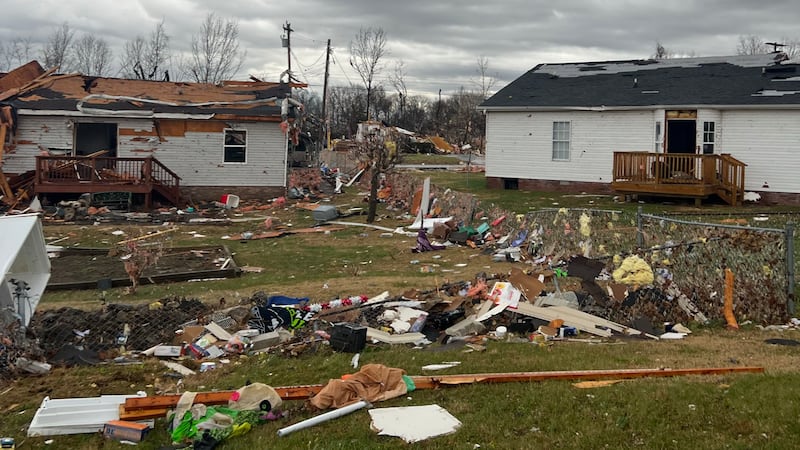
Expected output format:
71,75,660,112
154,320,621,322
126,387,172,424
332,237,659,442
309,364,408,409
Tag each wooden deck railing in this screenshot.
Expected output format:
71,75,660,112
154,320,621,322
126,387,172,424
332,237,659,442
35,155,182,205
612,152,746,205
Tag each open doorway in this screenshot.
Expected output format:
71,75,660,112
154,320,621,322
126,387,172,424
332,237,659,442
74,123,117,157
666,120,696,154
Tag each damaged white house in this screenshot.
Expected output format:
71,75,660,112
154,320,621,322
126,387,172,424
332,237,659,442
0,61,306,207
481,53,800,205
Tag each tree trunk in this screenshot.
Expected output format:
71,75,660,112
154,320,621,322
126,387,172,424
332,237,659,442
367,167,379,223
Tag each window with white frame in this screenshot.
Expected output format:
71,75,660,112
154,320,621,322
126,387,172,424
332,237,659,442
551,121,570,161
654,121,663,152
224,129,247,163
702,121,715,154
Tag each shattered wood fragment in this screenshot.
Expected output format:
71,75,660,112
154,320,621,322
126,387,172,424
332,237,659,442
508,268,545,300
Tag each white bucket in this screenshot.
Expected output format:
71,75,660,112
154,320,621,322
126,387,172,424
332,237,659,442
225,194,240,209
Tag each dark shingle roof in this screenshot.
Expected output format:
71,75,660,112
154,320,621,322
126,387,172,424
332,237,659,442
480,54,800,109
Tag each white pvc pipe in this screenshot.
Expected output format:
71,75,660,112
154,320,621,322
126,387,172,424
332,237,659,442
277,400,370,437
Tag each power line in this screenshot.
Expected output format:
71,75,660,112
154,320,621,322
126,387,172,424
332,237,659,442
330,51,354,85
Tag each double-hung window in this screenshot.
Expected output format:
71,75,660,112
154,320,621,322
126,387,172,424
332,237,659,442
552,121,571,161
702,121,715,154
224,129,247,163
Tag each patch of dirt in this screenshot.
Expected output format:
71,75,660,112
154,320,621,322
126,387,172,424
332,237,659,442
48,246,233,285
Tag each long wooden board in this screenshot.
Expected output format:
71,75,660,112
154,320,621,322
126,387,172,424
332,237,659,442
119,366,763,420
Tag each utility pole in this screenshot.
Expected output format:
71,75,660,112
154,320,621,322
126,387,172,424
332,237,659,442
282,22,293,78
321,39,332,153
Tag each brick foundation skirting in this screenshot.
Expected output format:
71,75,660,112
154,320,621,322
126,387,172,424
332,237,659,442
180,186,286,203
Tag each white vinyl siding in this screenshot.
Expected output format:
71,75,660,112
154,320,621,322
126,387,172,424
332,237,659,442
552,121,571,161
718,110,800,193
485,110,653,183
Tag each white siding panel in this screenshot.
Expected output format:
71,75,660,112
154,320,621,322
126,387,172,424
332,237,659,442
2,116,73,174
6,115,287,187
119,121,287,187
486,110,653,183
720,110,800,193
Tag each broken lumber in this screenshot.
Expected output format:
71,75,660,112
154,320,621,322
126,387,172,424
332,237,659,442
408,366,763,389
117,227,178,245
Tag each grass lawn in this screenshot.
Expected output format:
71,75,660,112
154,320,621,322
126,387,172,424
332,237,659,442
3,171,800,449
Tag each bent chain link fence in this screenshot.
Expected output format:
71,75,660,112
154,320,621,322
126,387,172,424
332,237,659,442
521,208,794,325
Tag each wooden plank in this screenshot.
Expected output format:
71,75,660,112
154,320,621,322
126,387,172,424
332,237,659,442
123,384,326,412
512,302,613,337
544,305,650,337
120,366,764,420
408,366,764,389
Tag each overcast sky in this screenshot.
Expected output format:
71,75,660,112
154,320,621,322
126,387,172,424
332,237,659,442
2,0,799,99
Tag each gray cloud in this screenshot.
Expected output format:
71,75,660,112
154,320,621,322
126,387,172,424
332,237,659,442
2,0,799,98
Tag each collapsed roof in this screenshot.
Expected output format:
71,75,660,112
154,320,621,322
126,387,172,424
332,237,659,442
0,61,300,121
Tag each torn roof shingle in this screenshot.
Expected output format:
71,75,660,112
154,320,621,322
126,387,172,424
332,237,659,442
4,73,293,118
480,53,800,109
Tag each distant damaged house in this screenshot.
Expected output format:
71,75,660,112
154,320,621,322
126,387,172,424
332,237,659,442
481,53,800,205
0,61,304,207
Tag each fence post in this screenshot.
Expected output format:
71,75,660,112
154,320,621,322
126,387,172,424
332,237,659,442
786,222,795,315
637,206,644,249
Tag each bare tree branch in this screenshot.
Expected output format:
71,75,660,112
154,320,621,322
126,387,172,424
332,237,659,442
73,33,113,76
1,37,35,71
653,41,673,59
120,19,171,80
187,13,245,84
737,35,767,55
474,56,498,99
42,22,74,71
349,27,387,121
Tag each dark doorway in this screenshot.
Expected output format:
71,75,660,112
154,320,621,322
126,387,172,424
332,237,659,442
666,120,696,154
75,123,117,157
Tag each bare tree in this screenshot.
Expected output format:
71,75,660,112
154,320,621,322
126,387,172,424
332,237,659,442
72,33,113,76
355,129,398,223
120,19,171,80
474,56,498,99
389,59,408,123
42,22,74,71
1,37,35,71
781,38,800,60
737,35,767,55
349,27,387,121
187,13,245,84
653,41,673,59
329,84,366,139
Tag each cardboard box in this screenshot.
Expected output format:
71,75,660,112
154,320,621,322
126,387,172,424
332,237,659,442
103,420,150,443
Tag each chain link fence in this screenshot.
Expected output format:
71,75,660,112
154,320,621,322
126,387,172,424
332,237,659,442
520,208,794,325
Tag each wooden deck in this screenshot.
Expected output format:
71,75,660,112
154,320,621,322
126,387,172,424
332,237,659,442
611,152,746,206
35,155,182,207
